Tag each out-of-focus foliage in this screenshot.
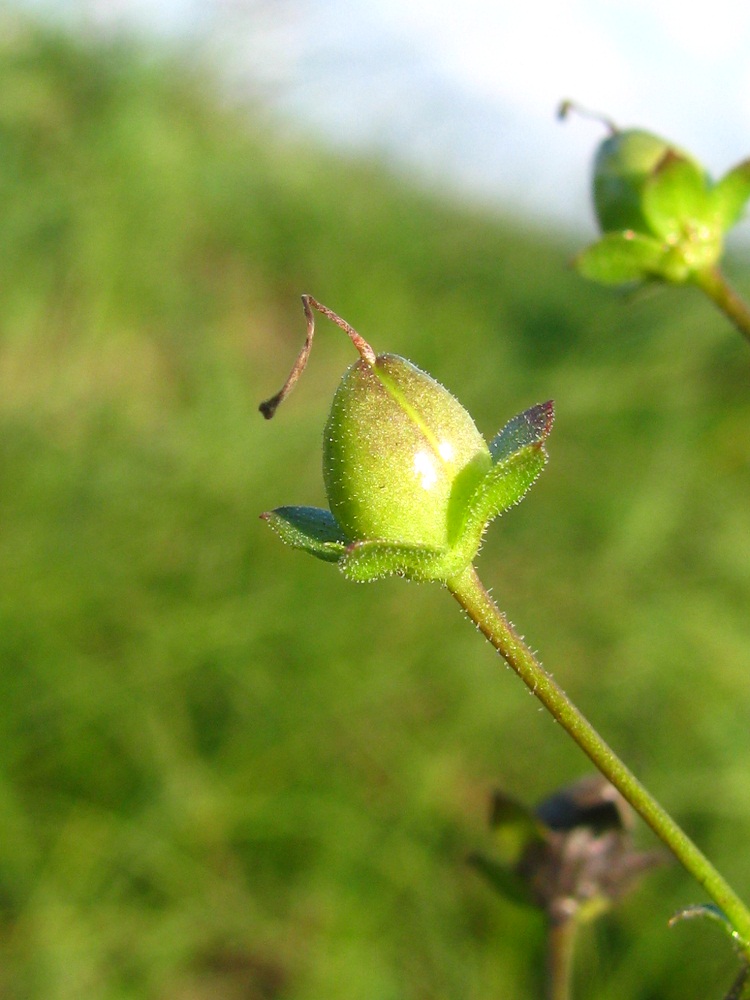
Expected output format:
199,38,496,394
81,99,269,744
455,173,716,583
0,14,749,1000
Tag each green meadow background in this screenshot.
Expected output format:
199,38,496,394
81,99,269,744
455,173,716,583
1,16,749,999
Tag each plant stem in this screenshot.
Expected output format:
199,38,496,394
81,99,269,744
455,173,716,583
692,266,750,345
546,918,578,1000
446,563,750,957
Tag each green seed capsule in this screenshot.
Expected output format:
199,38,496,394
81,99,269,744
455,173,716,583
323,354,492,548
261,298,552,583
593,129,685,234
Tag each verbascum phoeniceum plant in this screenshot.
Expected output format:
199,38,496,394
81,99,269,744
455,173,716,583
261,96,750,996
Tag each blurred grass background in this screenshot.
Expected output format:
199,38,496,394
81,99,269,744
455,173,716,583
0,13,749,999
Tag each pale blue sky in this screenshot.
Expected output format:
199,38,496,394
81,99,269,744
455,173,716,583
20,0,750,234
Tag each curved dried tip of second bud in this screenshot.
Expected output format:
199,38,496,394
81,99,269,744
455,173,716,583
259,295,377,419
558,98,618,136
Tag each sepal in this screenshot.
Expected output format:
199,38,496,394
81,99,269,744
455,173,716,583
490,401,554,463
576,231,667,285
340,538,456,583
712,158,750,230
260,506,349,562
469,447,548,528
457,403,553,546
641,152,712,242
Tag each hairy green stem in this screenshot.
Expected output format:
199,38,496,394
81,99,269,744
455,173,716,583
692,266,750,345
446,563,750,957
546,919,578,1000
